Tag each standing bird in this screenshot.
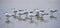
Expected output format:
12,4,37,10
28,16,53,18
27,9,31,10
23,9,29,19
34,9,40,19
16,9,24,21
48,8,57,20
18,9,23,17
4,12,12,24
34,9,44,21
12,8,18,18
34,9,48,22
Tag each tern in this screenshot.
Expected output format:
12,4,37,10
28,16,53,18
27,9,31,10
48,8,57,20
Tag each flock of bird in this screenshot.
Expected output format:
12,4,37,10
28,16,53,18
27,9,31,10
3,8,58,24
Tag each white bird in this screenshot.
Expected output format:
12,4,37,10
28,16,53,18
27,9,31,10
17,9,24,16
48,8,57,20
5,12,12,17
17,11,23,18
48,8,57,12
23,9,30,19
41,12,48,15
34,9,40,17
11,8,18,17
4,12,11,24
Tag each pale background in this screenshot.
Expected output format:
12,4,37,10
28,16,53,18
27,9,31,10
0,0,60,28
